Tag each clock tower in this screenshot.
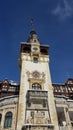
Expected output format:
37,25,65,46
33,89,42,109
16,29,59,130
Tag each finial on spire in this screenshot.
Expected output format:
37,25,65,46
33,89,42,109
30,18,34,29
29,18,36,36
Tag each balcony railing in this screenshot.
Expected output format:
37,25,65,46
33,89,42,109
26,90,48,110
27,90,48,98
22,124,54,130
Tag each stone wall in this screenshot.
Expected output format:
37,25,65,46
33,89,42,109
0,95,18,130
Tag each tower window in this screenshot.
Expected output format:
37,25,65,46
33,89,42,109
43,99,46,107
4,112,12,128
32,83,41,89
34,40,36,42
0,114,2,125
31,111,34,118
24,46,31,53
33,57,38,63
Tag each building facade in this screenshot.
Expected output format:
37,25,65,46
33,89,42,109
0,29,73,130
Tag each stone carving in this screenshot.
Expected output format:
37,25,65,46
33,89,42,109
32,71,40,79
26,71,45,80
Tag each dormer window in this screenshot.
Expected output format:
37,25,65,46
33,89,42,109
1,80,9,91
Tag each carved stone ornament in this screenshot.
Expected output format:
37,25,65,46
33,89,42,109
32,71,40,78
26,71,30,78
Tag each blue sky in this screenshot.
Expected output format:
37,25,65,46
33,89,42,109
0,0,73,83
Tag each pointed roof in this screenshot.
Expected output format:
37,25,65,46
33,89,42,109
27,29,40,44
26,19,41,44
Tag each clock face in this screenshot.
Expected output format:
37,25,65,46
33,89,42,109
33,47,38,51
32,46,39,53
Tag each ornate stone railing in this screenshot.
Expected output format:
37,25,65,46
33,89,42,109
26,90,48,109
27,90,48,98
22,124,54,130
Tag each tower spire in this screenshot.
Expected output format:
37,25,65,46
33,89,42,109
27,19,38,43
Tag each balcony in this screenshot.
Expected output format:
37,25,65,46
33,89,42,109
27,90,48,98
26,90,48,110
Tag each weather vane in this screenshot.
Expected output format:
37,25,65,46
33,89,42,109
30,18,34,29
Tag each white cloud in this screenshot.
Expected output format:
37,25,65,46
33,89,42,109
52,0,73,20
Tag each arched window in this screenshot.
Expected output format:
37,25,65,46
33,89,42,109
33,57,38,63
0,113,2,124
4,112,12,128
32,83,41,89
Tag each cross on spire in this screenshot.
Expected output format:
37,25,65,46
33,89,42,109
30,18,34,29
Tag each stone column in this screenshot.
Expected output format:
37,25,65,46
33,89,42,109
64,107,72,130
1,109,5,130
